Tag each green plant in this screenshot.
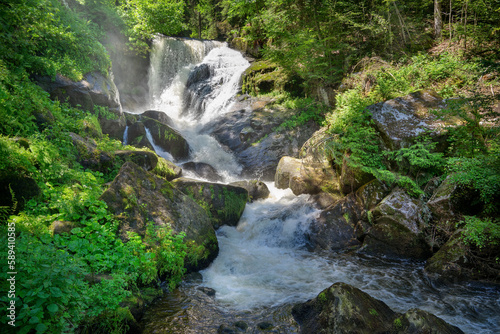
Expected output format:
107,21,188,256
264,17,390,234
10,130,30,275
459,216,500,249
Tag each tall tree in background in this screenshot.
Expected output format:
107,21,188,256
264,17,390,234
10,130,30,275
434,0,443,39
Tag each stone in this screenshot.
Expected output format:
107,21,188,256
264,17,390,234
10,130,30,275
424,231,470,281
360,218,433,260
339,153,375,194
69,133,114,173
292,282,464,334
370,188,430,234
173,178,248,229
152,157,182,181
229,180,270,202
275,156,339,196
141,110,175,127
114,150,158,171
143,117,191,160
50,221,77,235
292,282,397,334
354,179,392,211
181,162,223,182
367,90,450,150
100,114,127,141
34,71,122,115
100,162,218,271
307,194,363,251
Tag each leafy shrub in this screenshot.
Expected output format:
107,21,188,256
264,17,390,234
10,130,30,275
459,216,500,249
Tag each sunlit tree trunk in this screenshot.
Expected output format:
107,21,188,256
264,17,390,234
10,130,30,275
434,0,443,39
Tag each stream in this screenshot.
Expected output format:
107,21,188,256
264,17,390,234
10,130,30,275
131,36,500,333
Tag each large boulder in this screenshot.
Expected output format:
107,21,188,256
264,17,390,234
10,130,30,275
173,178,248,229
354,179,392,211
424,231,469,281
339,154,375,194
307,194,363,251
359,188,433,260
367,90,450,150
69,133,114,173
100,162,218,271
275,156,339,196
34,72,122,115
142,117,191,161
292,282,464,334
114,150,158,171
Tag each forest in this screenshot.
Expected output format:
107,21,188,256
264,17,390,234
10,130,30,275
0,0,499,333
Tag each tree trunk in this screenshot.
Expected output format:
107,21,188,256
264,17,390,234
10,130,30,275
434,0,443,39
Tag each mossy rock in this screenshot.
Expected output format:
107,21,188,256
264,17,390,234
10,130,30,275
292,282,464,334
360,217,433,260
152,157,182,181
355,179,391,211
69,132,114,173
100,162,218,271
173,178,248,229
229,180,270,202
115,150,158,171
142,117,190,160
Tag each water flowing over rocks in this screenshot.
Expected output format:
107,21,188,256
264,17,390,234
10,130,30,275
181,162,223,182
172,178,248,229
100,162,218,271
292,282,464,334
229,180,270,202
202,95,320,180
367,90,450,150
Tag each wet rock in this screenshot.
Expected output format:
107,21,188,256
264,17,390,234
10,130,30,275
424,231,470,281
100,114,127,141
173,178,248,229
141,110,174,127
197,286,216,297
181,162,223,182
360,218,433,260
69,133,114,172
234,321,249,331
183,63,213,118
143,117,191,160
396,308,465,334
218,325,237,334
100,162,218,271
292,282,397,334
205,97,319,180
292,282,464,334
275,156,339,196
367,90,450,151
230,180,270,202
257,321,274,330
307,194,363,251
34,71,122,115
127,121,153,150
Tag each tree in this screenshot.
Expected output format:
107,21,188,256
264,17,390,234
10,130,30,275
434,0,443,39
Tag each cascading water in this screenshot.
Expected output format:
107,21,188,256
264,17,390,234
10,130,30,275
139,36,500,334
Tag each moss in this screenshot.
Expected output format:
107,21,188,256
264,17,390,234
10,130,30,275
153,157,177,180
159,181,174,200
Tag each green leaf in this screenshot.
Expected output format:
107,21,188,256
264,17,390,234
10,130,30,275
29,316,40,324
36,323,48,333
47,304,59,313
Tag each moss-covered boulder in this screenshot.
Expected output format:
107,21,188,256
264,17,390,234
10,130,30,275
307,194,363,251
142,117,191,160
339,154,375,194
141,110,174,127
152,157,182,181
69,133,114,173
360,218,433,260
292,282,464,334
275,156,339,196
230,180,270,202
292,282,397,334
114,150,158,171
355,179,392,211
367,90,450,151
371,188,430,234
100,162,218,271
126,121,154,150
172,178,248,229
424,231,470,281
100,114,127,141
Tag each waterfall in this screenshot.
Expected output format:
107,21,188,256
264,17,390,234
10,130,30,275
147,36,248,180
141,37,500,334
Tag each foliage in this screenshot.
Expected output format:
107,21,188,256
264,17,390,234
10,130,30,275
459,216,500,249
274,97,328,131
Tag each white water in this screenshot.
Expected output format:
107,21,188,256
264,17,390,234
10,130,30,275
145,36,500,334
